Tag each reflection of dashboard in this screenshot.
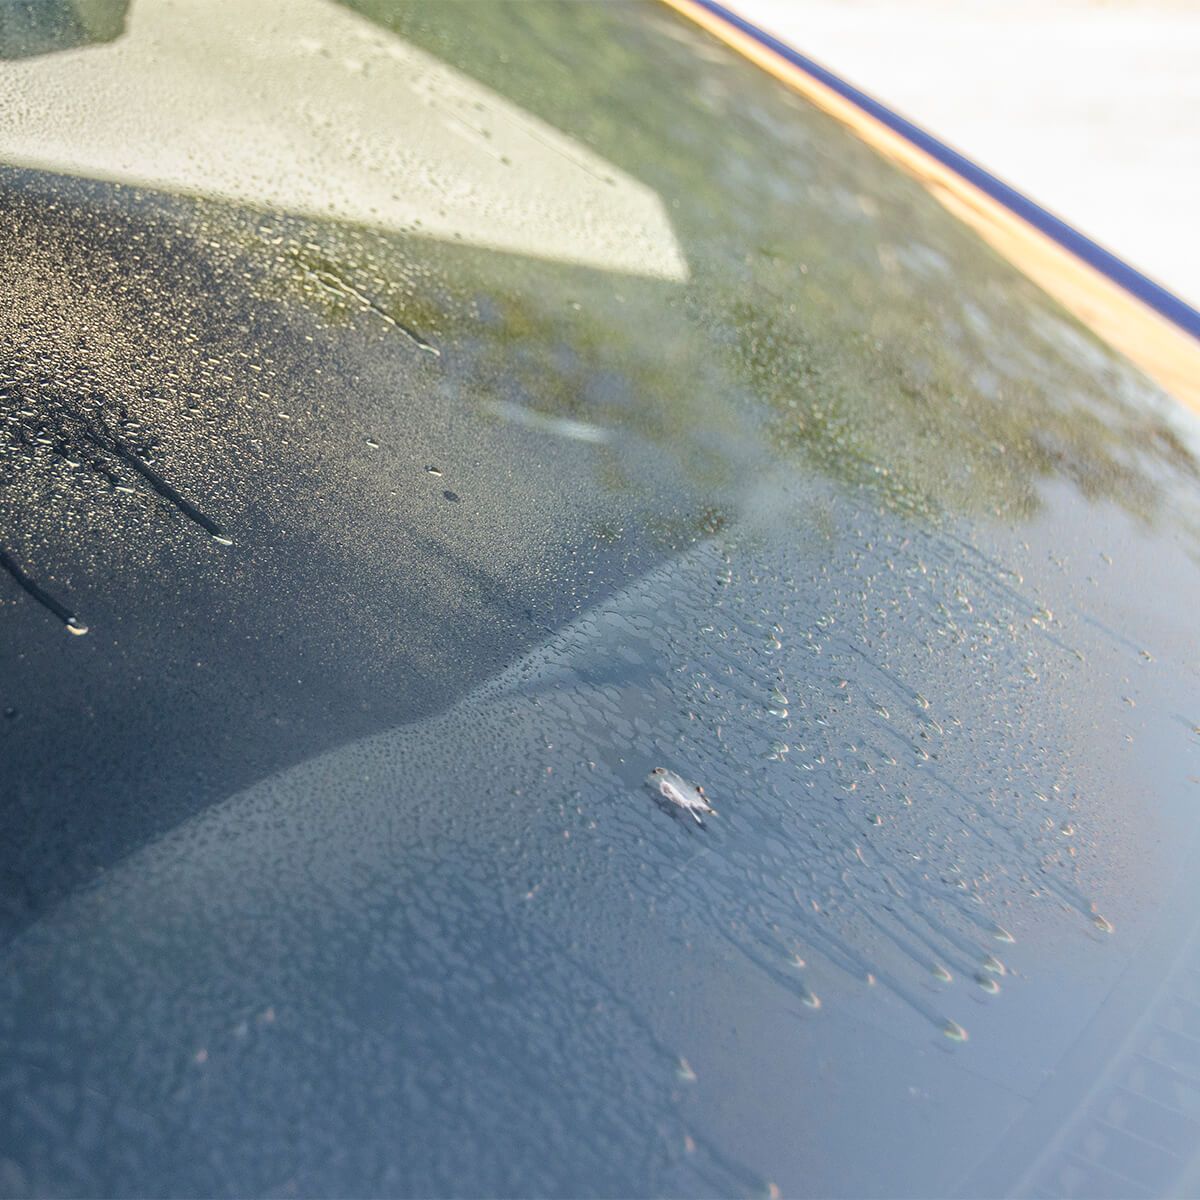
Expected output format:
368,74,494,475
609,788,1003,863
0,0,686,280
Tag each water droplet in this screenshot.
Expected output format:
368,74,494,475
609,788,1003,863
981,955,1006,976
365,437,380,449
931,963,952,984
992,925,1015,944
65,616,88,636
676,1057,697,1083
1059,822,1075,836
211,533,233,546
647,768,714,822
975,974,1000,995
942,1019,969,1042
1092,913,1114,934
768,740,790,760
798,985,821,1010
424,464,443,476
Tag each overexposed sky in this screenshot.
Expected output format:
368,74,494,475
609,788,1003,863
734,0,1200,308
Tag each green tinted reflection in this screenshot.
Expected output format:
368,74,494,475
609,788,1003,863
0,0,126,59
316,0,1199,532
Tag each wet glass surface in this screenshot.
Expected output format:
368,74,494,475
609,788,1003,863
2,2,1200,1196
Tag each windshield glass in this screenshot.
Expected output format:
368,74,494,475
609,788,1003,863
3,3,1200,1197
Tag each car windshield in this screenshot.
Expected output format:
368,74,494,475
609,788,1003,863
3,3,1200,1197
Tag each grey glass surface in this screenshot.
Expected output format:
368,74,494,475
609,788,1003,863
2,2,1200,1196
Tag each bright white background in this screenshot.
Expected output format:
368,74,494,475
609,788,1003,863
733,0,1200,308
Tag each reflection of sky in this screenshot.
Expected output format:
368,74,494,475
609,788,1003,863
0,0,687,280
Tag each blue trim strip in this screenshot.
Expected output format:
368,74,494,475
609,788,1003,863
692,0,1200,341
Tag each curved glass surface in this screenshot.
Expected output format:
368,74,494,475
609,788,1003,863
2,3,1200,1196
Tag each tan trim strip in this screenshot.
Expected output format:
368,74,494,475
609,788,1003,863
661,0,1200,413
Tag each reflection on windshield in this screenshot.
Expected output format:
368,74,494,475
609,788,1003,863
347,1,1200,533
0,0,687,280
661,0,1200,415
0,0,127,60
3,2,1200,1197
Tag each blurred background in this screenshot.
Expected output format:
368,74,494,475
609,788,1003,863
736,0,1200,309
